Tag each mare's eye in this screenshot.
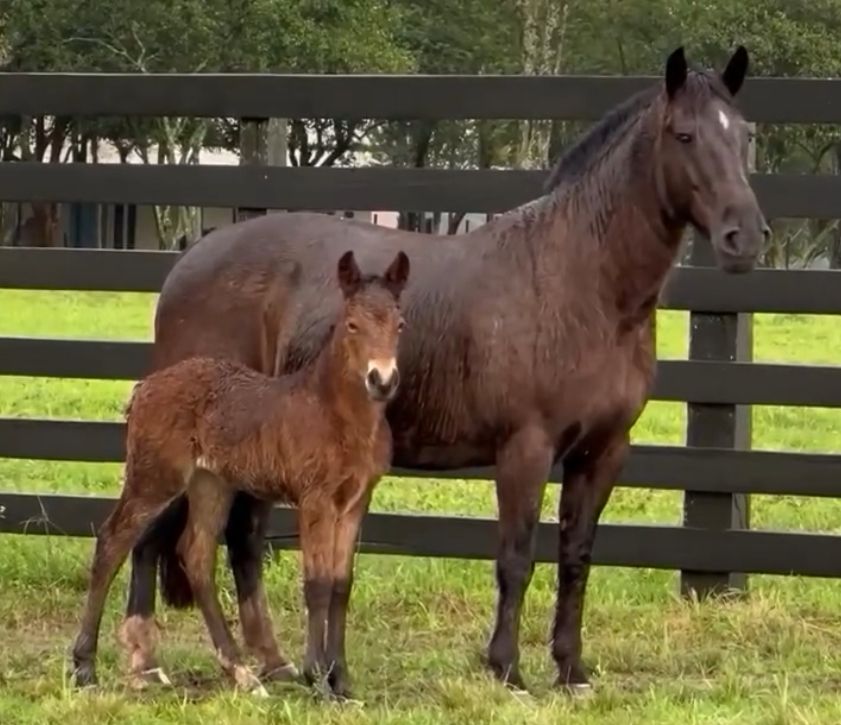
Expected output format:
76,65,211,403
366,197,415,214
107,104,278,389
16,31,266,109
346,320,359,334
675,132,694,144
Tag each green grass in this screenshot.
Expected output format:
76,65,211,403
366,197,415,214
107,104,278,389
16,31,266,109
2,289,841,724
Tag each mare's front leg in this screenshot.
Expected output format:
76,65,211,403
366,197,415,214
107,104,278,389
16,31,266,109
487,425,554,691
552,431,628,691
226,494,297,682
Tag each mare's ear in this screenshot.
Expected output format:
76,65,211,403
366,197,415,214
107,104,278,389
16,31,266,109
721,45,749,97
665,46,688,99
337,250,362,297
383,251,410,298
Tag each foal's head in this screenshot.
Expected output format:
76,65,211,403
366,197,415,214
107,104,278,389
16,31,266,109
655,46,769,273
334,249,410,403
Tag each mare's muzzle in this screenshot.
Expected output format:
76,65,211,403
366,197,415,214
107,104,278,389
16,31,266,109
710,204,770,274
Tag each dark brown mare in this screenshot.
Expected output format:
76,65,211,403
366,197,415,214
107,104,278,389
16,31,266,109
71,251,410,697
119,46,768,692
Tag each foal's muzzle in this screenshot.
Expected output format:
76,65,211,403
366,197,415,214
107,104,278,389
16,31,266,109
365,360,400,402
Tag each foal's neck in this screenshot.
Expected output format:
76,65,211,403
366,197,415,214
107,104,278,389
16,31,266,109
309,330,382,435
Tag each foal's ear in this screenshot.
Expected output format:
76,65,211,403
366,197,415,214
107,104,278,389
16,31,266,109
383,251,410,298
337,250,362,297
665,46,688,99
721,45,749,97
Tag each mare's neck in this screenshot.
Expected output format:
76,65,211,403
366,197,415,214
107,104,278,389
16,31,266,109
535,104,685,326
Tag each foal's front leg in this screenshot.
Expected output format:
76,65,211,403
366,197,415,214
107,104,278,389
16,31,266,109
298,498,338,692
323,487,372,700
551,431,628,691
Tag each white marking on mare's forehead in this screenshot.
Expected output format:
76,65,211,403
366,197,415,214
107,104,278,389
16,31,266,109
718,109,730,131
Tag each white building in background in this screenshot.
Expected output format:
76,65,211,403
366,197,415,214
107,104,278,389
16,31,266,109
5,143,492,250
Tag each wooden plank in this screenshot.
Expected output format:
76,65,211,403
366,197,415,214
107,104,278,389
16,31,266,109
0,248,174,292
661,267,841,314
3,418,841,498
2,341,840,408
0,74,839,123
0,164,838,219
3,248,841,317
4,492,841,577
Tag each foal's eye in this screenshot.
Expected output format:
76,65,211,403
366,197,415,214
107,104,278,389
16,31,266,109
675,132,694,144
346,320,359,334
397,318,406,333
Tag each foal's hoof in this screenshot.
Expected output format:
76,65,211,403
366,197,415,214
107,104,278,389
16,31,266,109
233,665,269,698
129,667,172,690
260,662,299,683
70,661,98,688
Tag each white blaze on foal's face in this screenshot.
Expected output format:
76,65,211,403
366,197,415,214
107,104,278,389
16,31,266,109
367,357,397,385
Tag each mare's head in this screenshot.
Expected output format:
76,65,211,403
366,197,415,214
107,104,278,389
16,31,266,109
655,45,769,273
335,249,410,403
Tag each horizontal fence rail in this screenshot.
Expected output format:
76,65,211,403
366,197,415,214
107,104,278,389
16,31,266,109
0,164,839,218
1,74,841,123
4,493,841,578
2,418,841,498
3,248,841,314
1,338,840,407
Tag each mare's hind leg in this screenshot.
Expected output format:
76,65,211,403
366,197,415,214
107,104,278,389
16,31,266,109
551,431,628,691
226,494,297,681
71,481,180,687
120,498,186,689
181,472,266,696
486,424,553,691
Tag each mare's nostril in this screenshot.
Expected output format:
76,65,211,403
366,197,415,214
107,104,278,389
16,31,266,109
721,227,740,255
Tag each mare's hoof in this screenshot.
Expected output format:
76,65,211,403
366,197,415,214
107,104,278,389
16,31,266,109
233,665,269,698
129,667,172,690
260,662,299,683
70,661,98,688
487,660,528,693
555,663,593,696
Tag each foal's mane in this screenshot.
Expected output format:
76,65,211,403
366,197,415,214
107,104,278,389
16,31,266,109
543,70,733,193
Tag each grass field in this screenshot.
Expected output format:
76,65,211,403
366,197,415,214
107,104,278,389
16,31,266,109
2,289,841,724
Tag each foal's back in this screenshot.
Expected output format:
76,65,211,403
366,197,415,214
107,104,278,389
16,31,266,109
127,357,317,497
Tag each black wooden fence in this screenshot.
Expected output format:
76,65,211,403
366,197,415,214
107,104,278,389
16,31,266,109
1,73,841,597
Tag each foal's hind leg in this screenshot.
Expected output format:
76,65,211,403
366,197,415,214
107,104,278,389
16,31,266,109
487,425,553,691
120,498,186,689
71,482,179,687
551,431,628,691
226,494,297,682
181,472,267,696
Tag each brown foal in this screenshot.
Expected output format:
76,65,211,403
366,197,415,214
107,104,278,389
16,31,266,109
70,250,410,698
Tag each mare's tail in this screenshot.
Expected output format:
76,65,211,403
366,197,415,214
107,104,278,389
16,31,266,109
156,496,195,609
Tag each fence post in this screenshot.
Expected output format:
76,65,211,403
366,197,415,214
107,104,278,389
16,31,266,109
237,117,287,222
680,123,756,598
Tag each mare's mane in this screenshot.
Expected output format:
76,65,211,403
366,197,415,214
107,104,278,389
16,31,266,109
543,70,733,193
